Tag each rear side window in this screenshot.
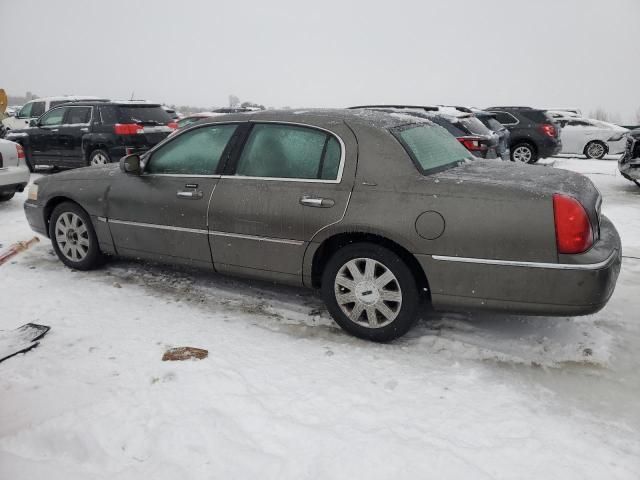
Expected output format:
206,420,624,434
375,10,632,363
491,111,518,125
99,106,118,124
116,106,171,125
484,117,504,132
64,106,92,125
50,100,68,109
429,117,465,137
392,124,472,174
146,124,237,175
235,124,341,180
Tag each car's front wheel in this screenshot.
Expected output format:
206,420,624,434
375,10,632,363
511,143,538,163
321,243,420,342
49,202,105,270
585,141,607,159
88,149,111,167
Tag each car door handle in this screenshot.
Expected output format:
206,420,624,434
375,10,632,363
300,195,335,208
80,127,89,132
177,190,203,199
51,129,59,132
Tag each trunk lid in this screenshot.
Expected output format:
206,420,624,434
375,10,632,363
436,160,602,234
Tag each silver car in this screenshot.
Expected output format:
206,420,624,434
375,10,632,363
0,138,30,201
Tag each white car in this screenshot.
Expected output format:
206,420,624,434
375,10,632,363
0,138,30,201
556,117,628,159
1,96,107,133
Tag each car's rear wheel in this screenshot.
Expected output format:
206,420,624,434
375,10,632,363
511,143,538,164
321,243,420,342
0,192,15,202
585,141,607,159
49,202,105,270
88,149,111,167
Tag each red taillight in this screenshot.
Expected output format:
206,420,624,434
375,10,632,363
457,137,488,151
16,144,25,160
114,123,143,135
540,123,556,138
553,194,593,254
167,122,178,130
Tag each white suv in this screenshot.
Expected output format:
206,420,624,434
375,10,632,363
1,96,108,133
0,138,30,201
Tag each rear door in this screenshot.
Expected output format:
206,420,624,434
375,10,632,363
58,105,93,167
208,121,356,284
106,123,239,268
28,106,67,167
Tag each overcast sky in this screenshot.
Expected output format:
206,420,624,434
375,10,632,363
1,0,639,121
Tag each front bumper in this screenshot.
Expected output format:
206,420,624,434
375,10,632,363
23,200,48,237
417,215,621,316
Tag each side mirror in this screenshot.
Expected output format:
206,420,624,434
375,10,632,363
29,119,38,127
120,154,142,175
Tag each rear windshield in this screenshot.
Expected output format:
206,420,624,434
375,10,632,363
457,116,492,136
116,105,171,125
520,110,551,124
392,124,473,174
483,117,505,132
428,117,466,137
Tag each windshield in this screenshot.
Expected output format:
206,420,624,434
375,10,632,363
392,124,473,174
117,105,172,125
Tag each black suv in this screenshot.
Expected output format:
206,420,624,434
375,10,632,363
486,107,561,163
6,101,176,171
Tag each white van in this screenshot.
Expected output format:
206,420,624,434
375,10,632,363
2,96,108,132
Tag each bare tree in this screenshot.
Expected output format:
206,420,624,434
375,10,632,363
228,94,240,108
589,107,609,122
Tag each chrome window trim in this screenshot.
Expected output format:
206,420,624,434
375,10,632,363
431,250,617,271
142,174,222,178
208,230,305,246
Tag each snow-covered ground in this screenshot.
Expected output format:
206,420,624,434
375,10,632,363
1,158,639,479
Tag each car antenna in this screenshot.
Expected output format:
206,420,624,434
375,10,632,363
130,90,135,101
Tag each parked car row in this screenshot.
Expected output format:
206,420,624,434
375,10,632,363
0,138,30,202
22,109,622,341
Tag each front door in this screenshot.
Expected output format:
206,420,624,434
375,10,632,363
58,105,93,168
106,123,240,268
28,106,67,167
209,122,357,284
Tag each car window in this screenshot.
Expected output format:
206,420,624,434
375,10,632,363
50,100,68,109
392,124,472,174
30,101,46,118
17,103,33,118
99,105,118,124
235,124,341,180
567,120,591,127
428,117,466,137
117,105,172,125
491,111,518,125
64,106,92,125
39,107,67,126
177,117,202,128
458,116,492,136
485,117,505,132
146,124,237,175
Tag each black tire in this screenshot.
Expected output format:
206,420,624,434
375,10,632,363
49,202,105,270
321,243,420,342
584,141,607,160
510,142,538,164
87,149,111,167
0,192,15,202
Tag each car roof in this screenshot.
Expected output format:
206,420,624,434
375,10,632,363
51,101,163,108
28,96,109,103
193,108,434,130
351,105,473,121
487,106,547,112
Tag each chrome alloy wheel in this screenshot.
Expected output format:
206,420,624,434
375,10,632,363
512,145,532,163
90,152,109,166
334,258,402,328
587,142,605,159
55,212,90,262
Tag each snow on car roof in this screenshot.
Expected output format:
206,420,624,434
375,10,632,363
30,95,108,102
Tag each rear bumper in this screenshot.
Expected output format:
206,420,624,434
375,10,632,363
538,137,562,158
0,166,30,193
418,216,621,316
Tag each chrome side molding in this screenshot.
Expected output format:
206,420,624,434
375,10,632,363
431,251,618,271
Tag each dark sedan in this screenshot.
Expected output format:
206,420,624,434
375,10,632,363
24,109,621,342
